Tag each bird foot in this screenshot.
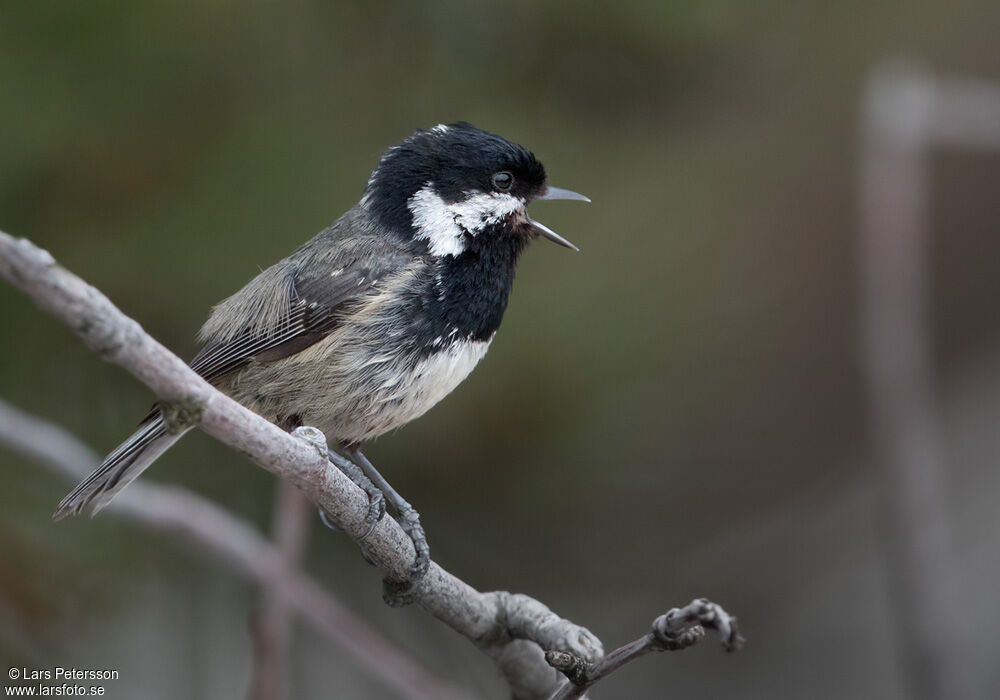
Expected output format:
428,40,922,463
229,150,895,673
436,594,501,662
380,506,430,606
324,449,386,529
400,507,430,579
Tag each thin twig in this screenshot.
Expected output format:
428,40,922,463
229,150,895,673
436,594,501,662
0,398,468,700
544,598,743,700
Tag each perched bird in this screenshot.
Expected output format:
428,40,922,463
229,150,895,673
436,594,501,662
54,122,588,579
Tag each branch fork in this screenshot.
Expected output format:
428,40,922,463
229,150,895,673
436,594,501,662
544,598,743,700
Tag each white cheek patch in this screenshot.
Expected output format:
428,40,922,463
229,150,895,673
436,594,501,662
407,183,523,257
408,186,466,256
450,191,523,232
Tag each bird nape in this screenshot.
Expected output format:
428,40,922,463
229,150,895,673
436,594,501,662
54,121,589,584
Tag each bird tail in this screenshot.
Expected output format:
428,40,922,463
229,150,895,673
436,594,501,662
52,415,187,520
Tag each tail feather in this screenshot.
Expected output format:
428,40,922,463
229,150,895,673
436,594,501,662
53,416,185,520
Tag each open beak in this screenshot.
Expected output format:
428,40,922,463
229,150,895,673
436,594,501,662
530,185,589,251
529,217,580,251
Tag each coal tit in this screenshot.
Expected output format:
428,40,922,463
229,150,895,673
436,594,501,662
54,122,588,579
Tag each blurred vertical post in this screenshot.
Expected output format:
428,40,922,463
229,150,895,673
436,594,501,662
250,482,312,700
860,61,1000,700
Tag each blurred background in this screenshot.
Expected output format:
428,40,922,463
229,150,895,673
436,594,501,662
2,1,1000,698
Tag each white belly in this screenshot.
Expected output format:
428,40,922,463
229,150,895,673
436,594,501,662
365,338,491,437
226,331,493,445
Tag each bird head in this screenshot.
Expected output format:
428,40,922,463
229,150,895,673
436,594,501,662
362,122,588,257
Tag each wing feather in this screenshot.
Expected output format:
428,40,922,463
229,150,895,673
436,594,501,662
190,238,412,384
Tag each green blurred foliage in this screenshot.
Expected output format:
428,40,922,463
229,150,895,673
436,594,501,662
2,1,1000,698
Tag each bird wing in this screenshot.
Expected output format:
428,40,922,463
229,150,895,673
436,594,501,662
190,231,413,384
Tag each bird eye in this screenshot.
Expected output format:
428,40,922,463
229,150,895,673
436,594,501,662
492,171,514,191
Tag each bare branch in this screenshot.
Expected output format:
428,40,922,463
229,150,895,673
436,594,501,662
0,398,467,700
544,598,743,700
0,231,742,698
0,232,607,699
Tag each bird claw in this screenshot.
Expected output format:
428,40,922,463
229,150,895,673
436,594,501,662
364,489,387,528
338,448,431,604
380,506,430,606
326,448,386,529
398,506,430,580
317,488,384,535
317,506,340,532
